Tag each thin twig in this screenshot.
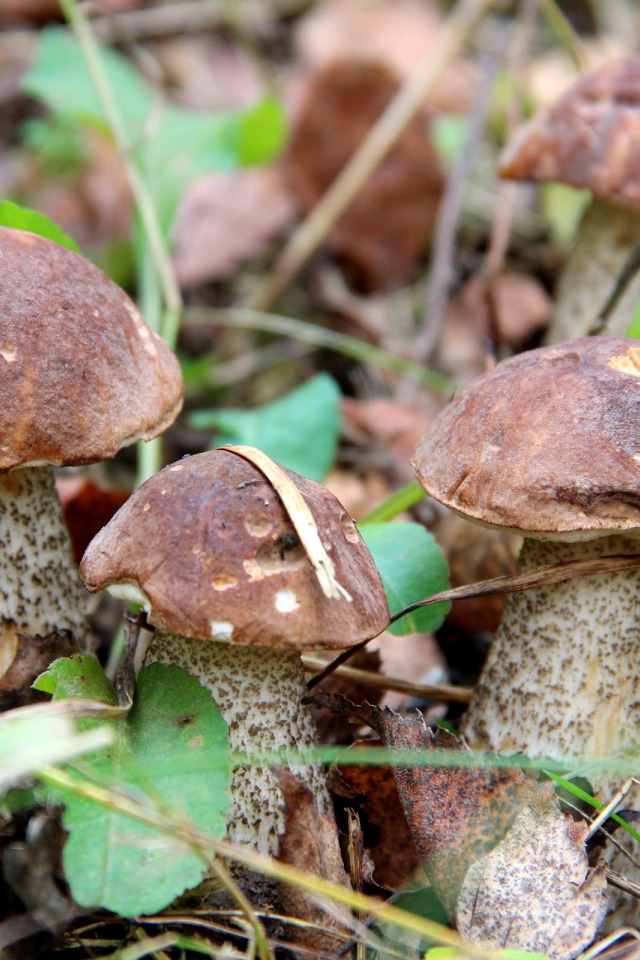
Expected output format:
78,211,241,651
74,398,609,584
248,0,500,312
306,554,640,689
408,19,506,372
301,657,472,704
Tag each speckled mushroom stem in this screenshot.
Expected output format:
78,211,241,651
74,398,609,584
0,465,91,676
144,632,336,858
548,200,640,344
462,533,640,792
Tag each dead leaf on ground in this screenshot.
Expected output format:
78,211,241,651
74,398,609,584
309,646,383,744
457,801,608,960
0,631,78,712
57,476,130,566
277,770,351,952
341,397,435,476
329,738,423,890
309,694,525,915
293,0,476,112
172,167,295,288
286,59,444,292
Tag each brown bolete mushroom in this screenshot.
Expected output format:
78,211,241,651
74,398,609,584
499,57,640,342
80,447,390,858
413,337,640,788
0,227,183,674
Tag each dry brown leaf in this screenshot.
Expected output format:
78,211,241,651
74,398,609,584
329,739,422,890
57,476,130,566
171,167,295,288
0,631,78,711
277,770,351,952
293,0,476,112
456,802,608,960
286,59,444,292
309,694,525,915
341,397,435,472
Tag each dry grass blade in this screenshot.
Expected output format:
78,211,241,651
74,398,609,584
222,444,352,601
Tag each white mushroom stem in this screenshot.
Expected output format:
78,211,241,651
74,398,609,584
0,465,91,676
548,199,640,343
144,632,336,857
461,533,640,793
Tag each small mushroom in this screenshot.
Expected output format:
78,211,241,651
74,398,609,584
413,337,640,787
80,448,390,859
499,57,640,342
0,227,183,673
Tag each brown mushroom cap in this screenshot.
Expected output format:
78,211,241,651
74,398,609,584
0,228,183,471
499,58,640,210
80,448,390,649
413,337,640,537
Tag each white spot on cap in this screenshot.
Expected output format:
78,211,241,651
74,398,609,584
143,502,150,512
0,342,17,363
210,620,234,641
125,301,157,357
169,464,183,472
275,588,300,613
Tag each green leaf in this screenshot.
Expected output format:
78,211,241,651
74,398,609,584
22,28,285,237
0,200,79,251
359,522,450,635
627,299,640,338
33,654,117,704
238,95,287,166
42,662,230,916
190,373,341,482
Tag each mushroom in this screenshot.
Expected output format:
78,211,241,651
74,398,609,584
499,57,640,342
80,447,390,859
412,337,640,787
0,227,183,673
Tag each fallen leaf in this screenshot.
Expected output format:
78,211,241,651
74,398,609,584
329,739,423,890
277,770,351,952
286,59,444,292
341,397,435,473
171,166,295,288
293,0,476,112
309,694,525,915
456,801,608,960
0,631,78,711
57,476,130,566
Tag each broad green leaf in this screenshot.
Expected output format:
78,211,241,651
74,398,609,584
22,28,285,236
359,522,450,635
0,200,79,251
41,661,230,916
34,654,117,704
190,373,341,482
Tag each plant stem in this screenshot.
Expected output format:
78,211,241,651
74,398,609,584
184,307,456,392
359,482,426,524
59,0,182,322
